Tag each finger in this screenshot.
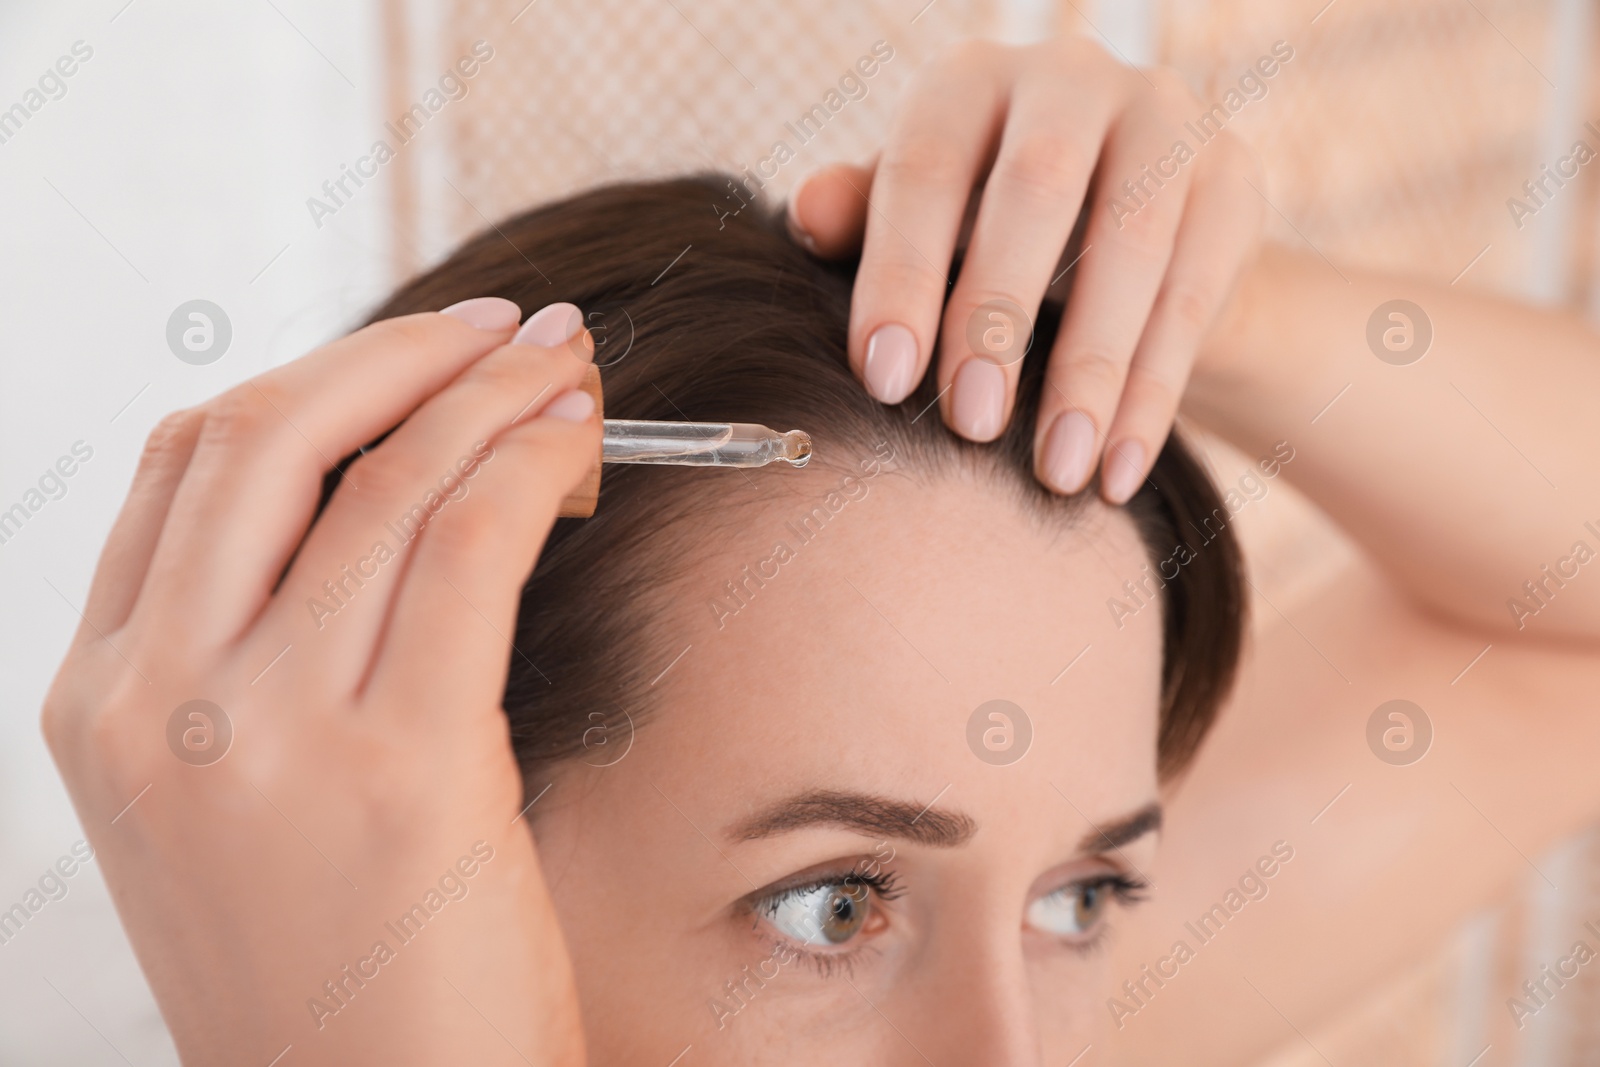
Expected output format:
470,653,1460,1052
787,161,875,258
1034,97,1195,496
936,58,1125,442
130,298,532,646
366,387,601,716
848,42,1007,405
792,159,992,275
255,313,594,691
78,408,204,636
1097,142,1264,504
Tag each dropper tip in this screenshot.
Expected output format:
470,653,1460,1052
784,430,813,467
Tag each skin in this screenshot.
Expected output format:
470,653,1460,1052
1099,246,1600,1063
534,473,1162,1065
789,46,1600,1051
44,302,599,1066
44,301,1169,1065
787,38,1263,503
41,37,1600,1067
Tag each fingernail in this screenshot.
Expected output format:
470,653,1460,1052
787,170,819,253
1041,410,1097,493
1103,440,1148,504
440,297,521,330
540,389,595,423
950,358,1006,441
864,323,918,403
513,302,585,348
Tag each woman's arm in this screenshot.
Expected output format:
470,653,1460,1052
1190,242,1600,642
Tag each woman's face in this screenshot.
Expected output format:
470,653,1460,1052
530,466,1164,1065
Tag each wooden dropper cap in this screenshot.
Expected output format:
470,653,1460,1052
557,363,605,519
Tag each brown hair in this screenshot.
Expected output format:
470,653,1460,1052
353,175,1244,784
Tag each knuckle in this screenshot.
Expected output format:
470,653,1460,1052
346,449,433,501
1164,284,1219,336
37,652,106,755
997,130,1092,200
360,313,449,352
957,287,1032,316
860,253,948,304
490,430,591,504
84,709,129,772
80,679,161,785
39,694,71,757
1123,363,1185,412
879,134,967,186
422,506,502,559
1106,207,1179,260
139,408,201,465
1061,348,1129,398
470,347,567,399
497,424,589,479
200,385,284,448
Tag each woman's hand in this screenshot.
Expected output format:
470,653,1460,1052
42,298,597,1066
788,37,1265,502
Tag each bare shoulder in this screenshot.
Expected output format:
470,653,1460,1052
1102,446,1600,1064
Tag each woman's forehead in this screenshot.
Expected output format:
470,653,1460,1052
616,471,1165,842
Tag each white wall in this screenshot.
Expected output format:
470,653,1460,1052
0,3,387,1061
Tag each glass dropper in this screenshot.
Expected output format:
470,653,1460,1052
600,419,812,468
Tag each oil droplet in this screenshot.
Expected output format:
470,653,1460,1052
783,430,813,467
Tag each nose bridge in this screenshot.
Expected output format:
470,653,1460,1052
885,915,1044,1067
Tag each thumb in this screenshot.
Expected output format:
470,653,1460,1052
786,160,877,259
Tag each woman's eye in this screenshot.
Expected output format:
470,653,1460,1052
762,881,873,946
1026,879,1114,937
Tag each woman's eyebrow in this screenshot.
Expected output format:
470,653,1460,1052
724,790,1163,854
1079,801,1162,854
725,789,977,847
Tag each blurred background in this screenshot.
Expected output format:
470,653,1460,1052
3,0,1599,1062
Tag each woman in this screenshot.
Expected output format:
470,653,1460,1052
43,40,1600,1065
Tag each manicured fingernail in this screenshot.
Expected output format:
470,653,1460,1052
440,297,521,330
864,323,917,403
513,302,584,348
950,358,1006,440
787,170,819,252
540,389,595,422
1041,410,1097,493
1103,440,1148,504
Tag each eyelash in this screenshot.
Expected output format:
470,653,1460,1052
849,869,905,900
749,869,907,932
749,868,904,977
748,869,1150,975
1059,873,1150,957
1093,872,1150,908
750,868,906,922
